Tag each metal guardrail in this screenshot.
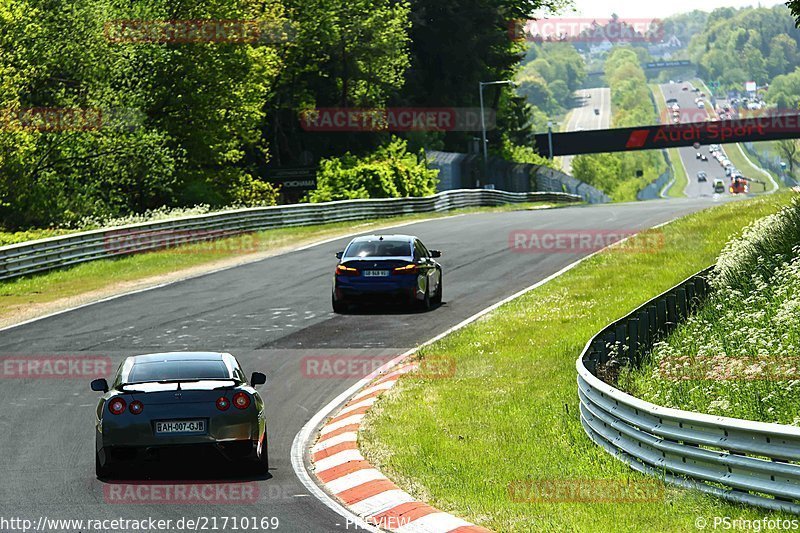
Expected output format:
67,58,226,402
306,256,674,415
0,189,580,281
577,267,800,514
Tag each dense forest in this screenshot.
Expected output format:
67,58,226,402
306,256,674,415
0,0,568,229
688,5,800,91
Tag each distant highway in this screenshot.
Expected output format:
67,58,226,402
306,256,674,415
658,81,727,198
561,87,611,174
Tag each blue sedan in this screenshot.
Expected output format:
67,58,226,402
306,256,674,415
332,234,443,312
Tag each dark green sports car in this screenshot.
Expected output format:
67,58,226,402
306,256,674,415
91,352,268,478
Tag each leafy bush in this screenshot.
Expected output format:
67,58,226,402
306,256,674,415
306,138,438,203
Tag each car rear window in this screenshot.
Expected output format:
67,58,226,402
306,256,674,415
126,360,230,383
345,240,411,258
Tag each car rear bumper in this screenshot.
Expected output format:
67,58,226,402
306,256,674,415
334,276,420,302
98,439,260,466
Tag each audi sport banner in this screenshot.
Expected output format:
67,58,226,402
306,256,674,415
534,114,800,156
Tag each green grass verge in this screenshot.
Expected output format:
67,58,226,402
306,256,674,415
0,202,557,320
360,190,798,532
665,148,688,198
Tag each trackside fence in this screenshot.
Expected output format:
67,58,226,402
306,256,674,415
0,189,580,281
577,267,800,513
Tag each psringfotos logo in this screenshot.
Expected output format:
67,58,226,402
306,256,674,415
103,482,260,504
298,108,494,132
509,229,664,254
508,18,664,44
0,355,111,379
508,479,665,503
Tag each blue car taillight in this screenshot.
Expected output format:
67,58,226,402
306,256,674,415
335,264,359,276
392,264,418,275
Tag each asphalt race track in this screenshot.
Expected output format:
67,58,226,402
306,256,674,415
0,199,728,532
561,87,611,174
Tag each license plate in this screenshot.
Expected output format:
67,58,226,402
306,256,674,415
363,270,389,277
155,419,206,434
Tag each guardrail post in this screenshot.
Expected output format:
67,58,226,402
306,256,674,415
666,294,678,332
615,323,628,363
685,282,696,312
676,288,687,320
628,318,639,366
655,300,667,334
638,310,649,362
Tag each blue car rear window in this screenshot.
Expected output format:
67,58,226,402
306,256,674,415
127,360,230,382
345,240,411,258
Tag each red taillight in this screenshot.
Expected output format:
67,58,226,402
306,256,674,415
108,398,126,415
129,400,144,415
233,392,251,410
216,396,230,411
392,264,418,275
335,264,359,276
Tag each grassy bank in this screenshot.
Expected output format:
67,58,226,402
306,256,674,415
0,202,557,323
621,198,800,425
360,191,797,532
665,149,688,198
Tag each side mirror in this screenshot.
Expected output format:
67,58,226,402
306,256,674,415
91,378,109,393
250,372,267,386
429,250,442,258
335,251,343,259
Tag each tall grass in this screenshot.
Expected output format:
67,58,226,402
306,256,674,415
622,198,800,425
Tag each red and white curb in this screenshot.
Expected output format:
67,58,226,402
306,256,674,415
309,362,491,533
292,228,676,532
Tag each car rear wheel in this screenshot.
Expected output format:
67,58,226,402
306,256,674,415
418,285,432,311
253,435,269,475
96,452,112,479
332,293,347,314
431,277,442,305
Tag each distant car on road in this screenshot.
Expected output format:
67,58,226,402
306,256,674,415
713,179,726,194
91,352,269,478
730,176,749,194
696,152,702,159
593,108,600,115
701,154,708,161
697,171,707,182
332,234,443,312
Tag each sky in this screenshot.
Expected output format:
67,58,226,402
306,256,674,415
549,0,787,20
